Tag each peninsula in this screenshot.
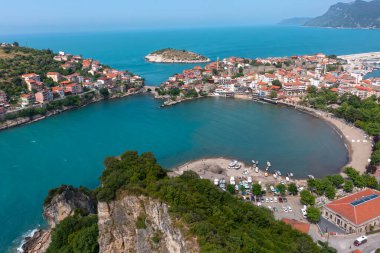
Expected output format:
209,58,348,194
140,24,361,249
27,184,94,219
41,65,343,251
145,48,210,63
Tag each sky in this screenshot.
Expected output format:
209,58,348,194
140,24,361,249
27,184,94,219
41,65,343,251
0,0,352,34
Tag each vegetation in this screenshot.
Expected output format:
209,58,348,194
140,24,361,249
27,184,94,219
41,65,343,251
306,207,321,223
0,46,63,101
93,151,324,253
288,183,298,195
300,190,316,206
47,211,98,253
252,183,263,196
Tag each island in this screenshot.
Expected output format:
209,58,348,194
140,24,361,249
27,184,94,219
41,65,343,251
145,48,210,63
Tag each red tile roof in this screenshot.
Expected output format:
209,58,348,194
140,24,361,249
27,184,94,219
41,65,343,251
282,218,310,234
326,189,380,225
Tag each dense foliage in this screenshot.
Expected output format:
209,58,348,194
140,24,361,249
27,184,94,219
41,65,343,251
0,46,62,101
47,212,98,253
304,90,380,137
95,151,324,253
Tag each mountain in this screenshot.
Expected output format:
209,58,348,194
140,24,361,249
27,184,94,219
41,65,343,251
305,0,380,28
278,17,313,26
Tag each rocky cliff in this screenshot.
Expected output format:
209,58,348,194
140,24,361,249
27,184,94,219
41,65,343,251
98,195,198,253
305,0,380,28
22,186,97,253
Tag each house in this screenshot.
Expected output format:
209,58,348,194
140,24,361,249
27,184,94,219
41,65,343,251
0,90,7,104
35,90,53,103
322,188,380,234
47,72,62,82
20,94,36,107
52,87,65,98
65,83,82,94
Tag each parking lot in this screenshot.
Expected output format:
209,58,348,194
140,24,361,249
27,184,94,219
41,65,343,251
251,195,306,222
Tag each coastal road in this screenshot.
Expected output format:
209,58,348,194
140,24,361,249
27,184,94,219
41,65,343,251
309,225,380,253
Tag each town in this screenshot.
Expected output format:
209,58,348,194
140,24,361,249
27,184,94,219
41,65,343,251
157,52,380,104
0,43,144,129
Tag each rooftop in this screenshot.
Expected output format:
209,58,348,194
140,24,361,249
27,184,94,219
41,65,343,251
326,188,380,225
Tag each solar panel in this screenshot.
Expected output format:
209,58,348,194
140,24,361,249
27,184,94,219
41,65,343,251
351,194,379,206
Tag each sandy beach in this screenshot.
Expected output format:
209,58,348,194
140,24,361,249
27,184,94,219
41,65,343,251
279,102,372,174
169,157,307,186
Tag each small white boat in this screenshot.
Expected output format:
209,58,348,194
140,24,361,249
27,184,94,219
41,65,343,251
308,175,315,180
289,172,294,177
277,171,282,176
229,160,238,168
255,167,259,173
214,178,219,186
252,160,256,164
286,177,290,181
273,173,278,179
265,166,270,171
267,161,271,167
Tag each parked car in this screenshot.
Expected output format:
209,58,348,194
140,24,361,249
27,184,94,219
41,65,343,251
354,236,368,247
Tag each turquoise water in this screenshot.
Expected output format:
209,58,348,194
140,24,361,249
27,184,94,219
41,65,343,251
2,26,380,85
0,26,380,251
1,95,347,252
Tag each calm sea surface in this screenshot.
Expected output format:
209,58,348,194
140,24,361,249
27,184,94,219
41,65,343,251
1,26,380,252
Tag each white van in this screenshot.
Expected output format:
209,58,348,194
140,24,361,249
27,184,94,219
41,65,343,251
354,236,368,246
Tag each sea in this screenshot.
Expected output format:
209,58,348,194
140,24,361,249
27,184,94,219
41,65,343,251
1,26,380,252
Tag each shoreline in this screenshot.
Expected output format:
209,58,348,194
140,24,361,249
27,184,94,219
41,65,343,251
278,102,372,174
162,95,371,176
0,90,145,133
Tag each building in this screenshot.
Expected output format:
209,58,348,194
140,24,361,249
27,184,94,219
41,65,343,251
20,94,36,107
322,188,380,234
47,72,62,82
0,90,7,104
35,90,53,103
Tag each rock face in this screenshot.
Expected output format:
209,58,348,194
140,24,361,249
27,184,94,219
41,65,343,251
22,186,96,253
98,195,199,253
145,48,210,63
43,185,97,228
305,0,380,28
278,17,312,26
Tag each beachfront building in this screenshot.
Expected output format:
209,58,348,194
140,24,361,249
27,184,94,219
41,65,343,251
35,90,53,104
322,189,380,234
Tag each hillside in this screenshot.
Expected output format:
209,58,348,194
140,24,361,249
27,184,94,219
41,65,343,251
145,48,210,63
305,0,380,28
23,151,326,253
0,45,62,102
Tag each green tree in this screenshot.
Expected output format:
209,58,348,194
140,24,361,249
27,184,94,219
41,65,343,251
287,183,298,195
306,207,321,223
276,184,286,196
269,90,278,99
99,87,110,98
326,174,344,188
300,190,315,206
272,79,282,88
343,180,353,193
252,183,262,196
226,184,235,195
325,185,336,200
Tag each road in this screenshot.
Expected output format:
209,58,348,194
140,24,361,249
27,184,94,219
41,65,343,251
309,225,380,253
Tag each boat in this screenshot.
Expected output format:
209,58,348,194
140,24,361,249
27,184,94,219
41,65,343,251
308,175,315,180
214,178,219,186
277,170,282,176
229,160,238,168
273,173,278,179
264,172,268,177
255,167,259,173
252,160,256,164
289,172,293,177
267,161,271,167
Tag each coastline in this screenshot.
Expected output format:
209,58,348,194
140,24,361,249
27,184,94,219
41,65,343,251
0,90,145,133
163,96,371,177
278,102,372,174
